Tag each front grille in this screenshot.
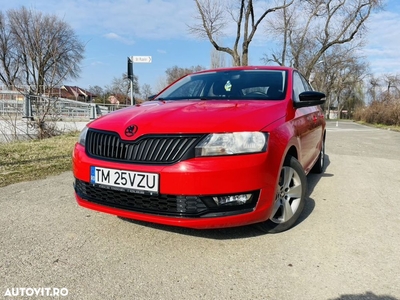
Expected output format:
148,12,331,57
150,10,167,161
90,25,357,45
75,179,259,218
75,179,208,217
86,129,204,164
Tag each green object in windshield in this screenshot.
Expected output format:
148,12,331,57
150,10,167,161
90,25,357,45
224,80,232,91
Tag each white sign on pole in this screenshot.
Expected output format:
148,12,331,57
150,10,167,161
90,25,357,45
130,56,152,63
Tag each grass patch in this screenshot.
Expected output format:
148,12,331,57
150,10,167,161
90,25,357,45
0,132,79,187
355,121,400,132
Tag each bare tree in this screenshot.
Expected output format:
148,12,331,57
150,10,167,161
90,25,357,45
210,46,227,68
364,74,400,104
310,46,368,119
154,76,168,94
140,83,153,100
189,0,293,66
264,0,383,79
4,7,84,93
367,76,380,103
88,85,106,104
0,12,21,88
105,73,139,105
165,65,205,84
0,7,86,139
354,73,400,126
383,74,400,98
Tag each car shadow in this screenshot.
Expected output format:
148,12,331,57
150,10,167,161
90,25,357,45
119,154,334,240
329,291,399,300
308,154,334,196
295,154,334,226
120,217,265,239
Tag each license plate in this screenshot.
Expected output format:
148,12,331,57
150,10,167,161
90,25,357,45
90,166,159,195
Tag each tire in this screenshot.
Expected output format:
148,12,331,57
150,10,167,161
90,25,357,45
311,137,325,174
257,156,307,233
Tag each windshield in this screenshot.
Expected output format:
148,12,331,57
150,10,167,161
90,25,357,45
156,70,288,101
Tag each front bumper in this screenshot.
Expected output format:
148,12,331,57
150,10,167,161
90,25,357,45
72,143,279,229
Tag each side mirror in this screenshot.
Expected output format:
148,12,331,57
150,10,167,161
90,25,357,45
294,91,326,108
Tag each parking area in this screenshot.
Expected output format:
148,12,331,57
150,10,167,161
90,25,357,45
1,121,399,300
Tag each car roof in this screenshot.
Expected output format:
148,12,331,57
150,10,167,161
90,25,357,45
192,65,294,75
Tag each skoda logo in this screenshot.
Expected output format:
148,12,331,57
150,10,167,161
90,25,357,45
125,125,138,137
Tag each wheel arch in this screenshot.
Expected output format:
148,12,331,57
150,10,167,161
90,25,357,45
285,145,299,161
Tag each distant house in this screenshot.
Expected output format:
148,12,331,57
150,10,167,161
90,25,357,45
0,89,25,101
58,86,96,102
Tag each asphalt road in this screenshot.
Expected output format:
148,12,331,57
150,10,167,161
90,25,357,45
1,121,399,300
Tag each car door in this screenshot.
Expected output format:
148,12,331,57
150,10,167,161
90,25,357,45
292,71,323,171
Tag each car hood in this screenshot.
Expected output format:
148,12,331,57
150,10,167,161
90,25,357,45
90,100,287,138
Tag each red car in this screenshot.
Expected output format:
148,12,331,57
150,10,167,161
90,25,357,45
73,66,326,233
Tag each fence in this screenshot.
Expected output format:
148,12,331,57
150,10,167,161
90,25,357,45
0,90,129,120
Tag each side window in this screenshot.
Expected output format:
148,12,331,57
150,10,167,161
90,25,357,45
293,72,306,102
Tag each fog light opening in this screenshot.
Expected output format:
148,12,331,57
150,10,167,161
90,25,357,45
212,193,252,206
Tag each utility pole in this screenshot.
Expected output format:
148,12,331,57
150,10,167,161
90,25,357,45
127,56,152,105
127,57,134,105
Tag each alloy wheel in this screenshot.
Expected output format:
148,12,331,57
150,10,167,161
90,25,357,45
270,166,303,224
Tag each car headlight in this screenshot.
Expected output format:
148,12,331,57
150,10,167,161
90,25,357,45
195,132,268,157
78,126,88,146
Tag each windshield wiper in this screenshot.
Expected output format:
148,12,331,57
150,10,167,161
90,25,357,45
199,96,228,100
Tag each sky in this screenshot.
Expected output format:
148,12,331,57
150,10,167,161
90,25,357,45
2,0,400,94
